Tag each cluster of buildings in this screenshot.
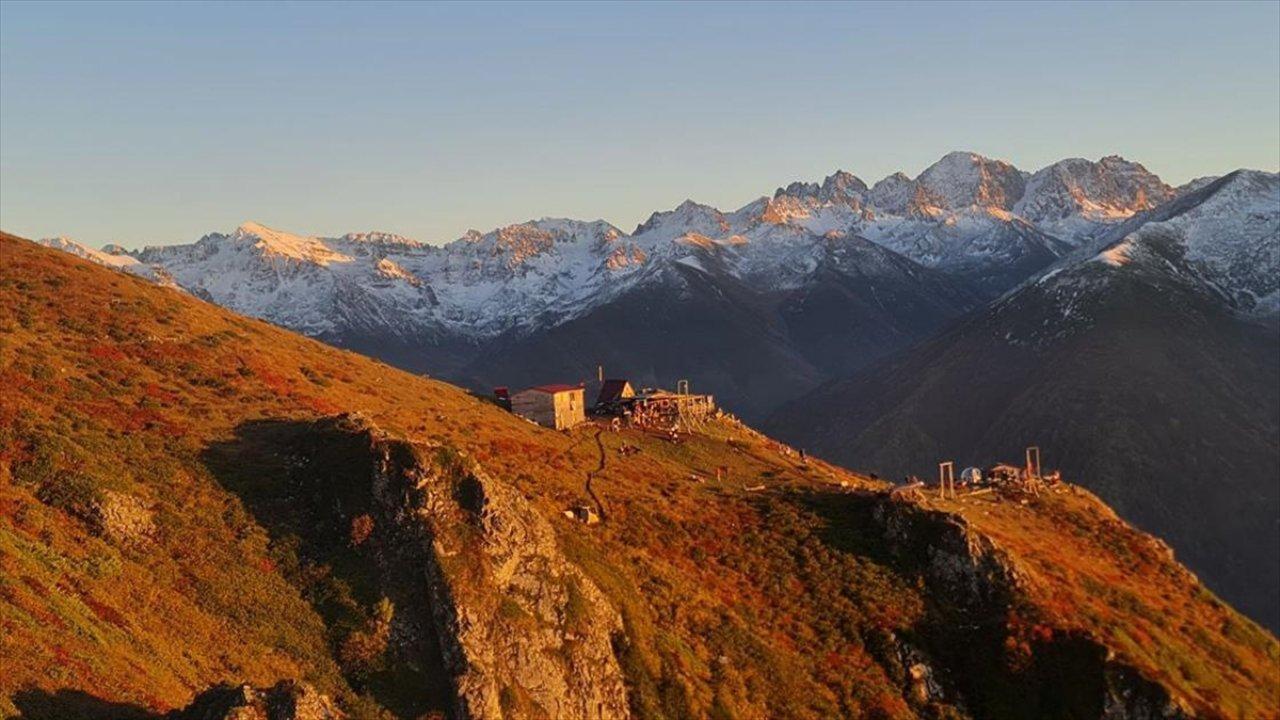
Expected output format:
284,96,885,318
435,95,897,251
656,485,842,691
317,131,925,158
494,376,716,431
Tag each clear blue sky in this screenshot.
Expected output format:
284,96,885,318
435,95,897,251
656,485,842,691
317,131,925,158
2,1,1278,248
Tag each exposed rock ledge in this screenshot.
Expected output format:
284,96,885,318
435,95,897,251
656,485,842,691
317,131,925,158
341,414,631,719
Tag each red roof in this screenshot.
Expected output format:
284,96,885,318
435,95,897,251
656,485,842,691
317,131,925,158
524,383,582,394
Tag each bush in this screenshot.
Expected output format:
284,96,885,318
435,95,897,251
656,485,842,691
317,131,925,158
36,469,104,517
339,598,395,677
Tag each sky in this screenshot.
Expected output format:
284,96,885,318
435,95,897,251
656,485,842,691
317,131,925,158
1,1,1278,248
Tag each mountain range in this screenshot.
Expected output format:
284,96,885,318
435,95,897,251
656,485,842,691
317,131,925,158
34,152,1280,634
41,151,1181,420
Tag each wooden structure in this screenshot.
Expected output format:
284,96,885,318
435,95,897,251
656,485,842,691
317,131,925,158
629,390,716,431
593,379,716,432
988,463,1024,483
510,384,586,430
938,461,956,499
891,481,925,502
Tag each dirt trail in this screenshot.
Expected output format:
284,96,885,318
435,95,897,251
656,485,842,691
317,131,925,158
585,427,607,520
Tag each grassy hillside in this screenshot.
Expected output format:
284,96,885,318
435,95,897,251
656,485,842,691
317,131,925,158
1,233,1276,719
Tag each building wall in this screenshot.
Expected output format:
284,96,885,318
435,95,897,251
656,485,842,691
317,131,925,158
554,389,585,429
511,391,557,428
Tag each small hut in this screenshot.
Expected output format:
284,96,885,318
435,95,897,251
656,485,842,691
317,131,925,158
595,379,636,411
510,384,585,430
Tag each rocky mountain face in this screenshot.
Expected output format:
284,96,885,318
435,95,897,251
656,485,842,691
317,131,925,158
269,414,631,719
40,152,1172,419
3,234,1277,719
1015,156,1176,242
768,170,1280,631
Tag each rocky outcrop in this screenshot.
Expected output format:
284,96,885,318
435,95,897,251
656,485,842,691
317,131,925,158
339,415,630,720
869,497,1191,720
89,490,156,546
169,681,342,720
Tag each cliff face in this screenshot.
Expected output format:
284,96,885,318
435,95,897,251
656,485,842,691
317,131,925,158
868,498,1189,720
354,417,630,720
242,413,630,720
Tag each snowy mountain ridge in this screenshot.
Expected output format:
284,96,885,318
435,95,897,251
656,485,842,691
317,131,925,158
36,152,1254,345
990,169,1280,348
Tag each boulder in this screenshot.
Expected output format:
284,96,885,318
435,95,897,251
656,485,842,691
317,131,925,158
169,681,342,720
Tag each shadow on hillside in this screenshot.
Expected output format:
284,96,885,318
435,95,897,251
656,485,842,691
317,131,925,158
796,489,1110,720
9,688,157,720
794,489,904,565
201,418,452,720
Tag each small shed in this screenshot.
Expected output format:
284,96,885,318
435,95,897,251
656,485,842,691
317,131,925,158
511,384,586,430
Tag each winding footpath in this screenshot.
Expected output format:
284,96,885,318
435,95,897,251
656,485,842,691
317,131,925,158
585,428,608,520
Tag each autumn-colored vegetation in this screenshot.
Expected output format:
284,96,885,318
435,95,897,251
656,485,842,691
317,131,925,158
0,233,1275,719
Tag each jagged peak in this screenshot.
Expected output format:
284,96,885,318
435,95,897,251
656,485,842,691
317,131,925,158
339,230,421,247
450,218,624,252
875,171,912,185
922,149,1019,175
233,220,281,238
773,170,868,205
822,168,868,193
633,199,726,237
915,150,1025,211
1017,156,1175,224
774,181,820,199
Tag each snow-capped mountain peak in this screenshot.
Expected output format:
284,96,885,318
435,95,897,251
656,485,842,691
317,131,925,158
222,221,352,266
633,200,729,241
774,170,868,205
1015,156,1174,241
912,150,1026,213
1029,169,1280,331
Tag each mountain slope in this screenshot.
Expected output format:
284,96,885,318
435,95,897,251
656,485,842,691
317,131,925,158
767,171,1280,631
4,233,1277,719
